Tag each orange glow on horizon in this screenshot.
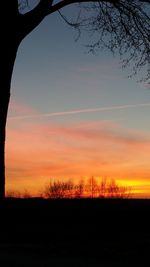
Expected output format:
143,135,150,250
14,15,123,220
6,175,150,198
6,103,150,198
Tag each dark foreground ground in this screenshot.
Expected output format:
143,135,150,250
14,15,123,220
0,198,150,266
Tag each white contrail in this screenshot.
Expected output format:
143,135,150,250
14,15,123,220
8,102,150,120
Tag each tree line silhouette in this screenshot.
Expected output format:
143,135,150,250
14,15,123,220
6,177,132,199
45,177,132,199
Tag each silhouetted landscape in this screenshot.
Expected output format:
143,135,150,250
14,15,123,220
0,198,150,266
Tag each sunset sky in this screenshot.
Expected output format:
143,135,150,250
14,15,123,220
6,1,150,197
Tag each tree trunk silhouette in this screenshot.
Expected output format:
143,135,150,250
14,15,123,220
0,0,46,198
0,44,19,198
0,90,10,199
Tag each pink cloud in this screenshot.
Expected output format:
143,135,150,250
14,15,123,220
77,60,119,74
43,121,150,149
8,98,36,117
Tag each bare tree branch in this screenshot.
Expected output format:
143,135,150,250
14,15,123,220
19,0,54,38
18,0,150,80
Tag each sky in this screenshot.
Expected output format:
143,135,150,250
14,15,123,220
6,1,150,197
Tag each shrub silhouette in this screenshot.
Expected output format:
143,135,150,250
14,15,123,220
6,189,31,198
6,190,21,198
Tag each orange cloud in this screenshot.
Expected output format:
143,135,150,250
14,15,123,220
5,118,150,197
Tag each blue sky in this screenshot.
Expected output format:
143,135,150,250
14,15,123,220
6,1,150,196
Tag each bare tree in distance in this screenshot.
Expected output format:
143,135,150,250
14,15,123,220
45,180,74,198
44,177,132,198
0,0,149,198
101,178,131,198
98,177,107,198
5,177,131,198
74,179,84,198
87,176,98,198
